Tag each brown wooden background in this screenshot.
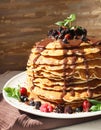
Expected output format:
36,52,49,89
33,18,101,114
0,0,101,73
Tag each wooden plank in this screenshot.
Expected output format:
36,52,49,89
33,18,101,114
0,0,101,73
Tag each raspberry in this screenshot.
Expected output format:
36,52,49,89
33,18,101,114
47,105,53,112
20,87,27,96
40,104,48,112
41,107,48,112
82,100,91,112
40,103,53,112
64,34,71,39
41,103,49,108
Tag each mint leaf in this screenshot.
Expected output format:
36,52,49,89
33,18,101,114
15,88,20,100
4,87,13,93
4,87,20,101
68,14,76,22
88,99,101,105
4,87,14,97
64,20,70,26
55,21,64,26
88,99,101,112
55,14,76,28
90,104,101,111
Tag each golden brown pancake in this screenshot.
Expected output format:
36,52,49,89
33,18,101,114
26,37,101,108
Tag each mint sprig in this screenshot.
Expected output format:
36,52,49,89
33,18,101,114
55,14,76,28
88,99,101,104
4,87,20,101
90,104,101,112
88,99,101,112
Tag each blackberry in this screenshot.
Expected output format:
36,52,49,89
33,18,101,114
81,35,88,42
58,26,63,33
64,105,73,114
62,38,69,44
55,34,59,40
69,29,75,38
58,34,64,39
47,25,88,45
54,105,64,113
74,35,79,39
75,28,83,36
75,106,83,112
20,95,28,102
82,28,87,36
34,101,41,109
29,100,35,106
61,30,66,36
24,97,29,102
48,29,53,36
52,30,58,37
65,28,70,34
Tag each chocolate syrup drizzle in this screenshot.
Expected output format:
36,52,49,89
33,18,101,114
60,37,99,103
32,38,54,88
31,37,101,103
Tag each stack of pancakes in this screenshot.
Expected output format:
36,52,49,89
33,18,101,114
26,37,101,107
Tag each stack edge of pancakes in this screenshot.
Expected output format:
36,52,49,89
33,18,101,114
26,13,101,111
26,36,101,109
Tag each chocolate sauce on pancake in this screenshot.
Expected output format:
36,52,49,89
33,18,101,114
27,36,101,106
33,38,54,88
33,38,54,64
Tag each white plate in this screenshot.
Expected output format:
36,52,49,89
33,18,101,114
2,72,101,119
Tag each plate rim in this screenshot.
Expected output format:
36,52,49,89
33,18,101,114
2,71,101,119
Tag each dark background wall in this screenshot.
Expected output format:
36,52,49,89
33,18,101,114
0,0,101,73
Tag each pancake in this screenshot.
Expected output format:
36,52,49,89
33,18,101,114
26,28,101,112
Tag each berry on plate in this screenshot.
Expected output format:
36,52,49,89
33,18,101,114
82,100,91,112
40,103,53,112
20,87,27,96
